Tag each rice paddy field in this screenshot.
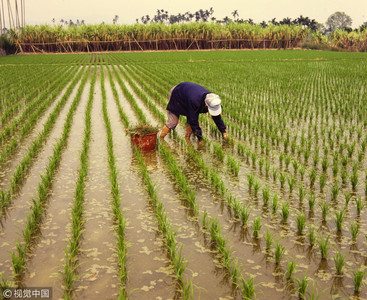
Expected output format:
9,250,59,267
0,50,367,299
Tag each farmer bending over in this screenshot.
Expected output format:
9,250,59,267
159,82,227,145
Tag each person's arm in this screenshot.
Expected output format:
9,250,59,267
187,112,203,141
212,115,227,139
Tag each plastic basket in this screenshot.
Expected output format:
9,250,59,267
130,131,158,152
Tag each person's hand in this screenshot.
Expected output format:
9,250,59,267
198,140,204,147
223,132,228,140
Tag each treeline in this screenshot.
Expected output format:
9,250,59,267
138,9,320,32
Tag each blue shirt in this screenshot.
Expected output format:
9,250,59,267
166,82,226,140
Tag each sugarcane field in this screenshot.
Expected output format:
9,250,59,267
0,49,366,299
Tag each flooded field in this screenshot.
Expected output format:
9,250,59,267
0,50,367,299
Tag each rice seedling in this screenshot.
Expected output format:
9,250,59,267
308,193,316,211
320,200,329,221
265,161,270,177
247,174,255,190
213,143,225,160
348,220,361,249
252,216,262,238
308,226,316,247
307,279,324,300
232,199,241,218
274,240,286,264
285,154,291,169
318,234,330,260
332,162,339,177
227,154,240,176
319,174,327,192
254,181,260,197
182,279,194,300
240,204,252,227
321,157,329,172
353,266,367,293
280,202,289,223
333,248,346,275
309,168,317,187
355,196,364,215
344,191,351,208
272,168,278,182
251,152,257,166
296,211,306,234
258,157,265,172
299,165,306,180
292,159,299,175
265,228,273,251
299,184,306,202
313,152,320,167
272,194,279,214
241,275,256,300
230,259,242,285
295,272,309,299
222,247,232,269
331,180,339,201
341,155,348,167
341,167,347,184
262,186,270,206
335,209,345,232
202,210,209,229
279,172,286,188
287,175,295,193
285,259,297,280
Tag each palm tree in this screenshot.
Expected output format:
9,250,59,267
260,21,267,28
232,10,239,20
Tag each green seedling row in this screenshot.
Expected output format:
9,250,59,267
100,66,128,297
9,65,90,279
0,66,77,165
0,65,65,125
0,66,86,211
0,66,57,123
0,65,74,147
134,147,193,298
62,66,95,297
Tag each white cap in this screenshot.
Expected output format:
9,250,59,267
205,93,222,116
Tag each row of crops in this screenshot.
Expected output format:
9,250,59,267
0,50,367,299
3,23,367,53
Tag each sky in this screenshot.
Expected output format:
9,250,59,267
3,0,367,28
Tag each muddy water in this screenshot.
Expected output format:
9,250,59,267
107,65,140,125
104,77,178,298
74,72,120,299
148,154,239,299
0,74,84,279
0,66,80,190
118,62,367,299
21,75,90,298
113,66,159,128
159,133,367,299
